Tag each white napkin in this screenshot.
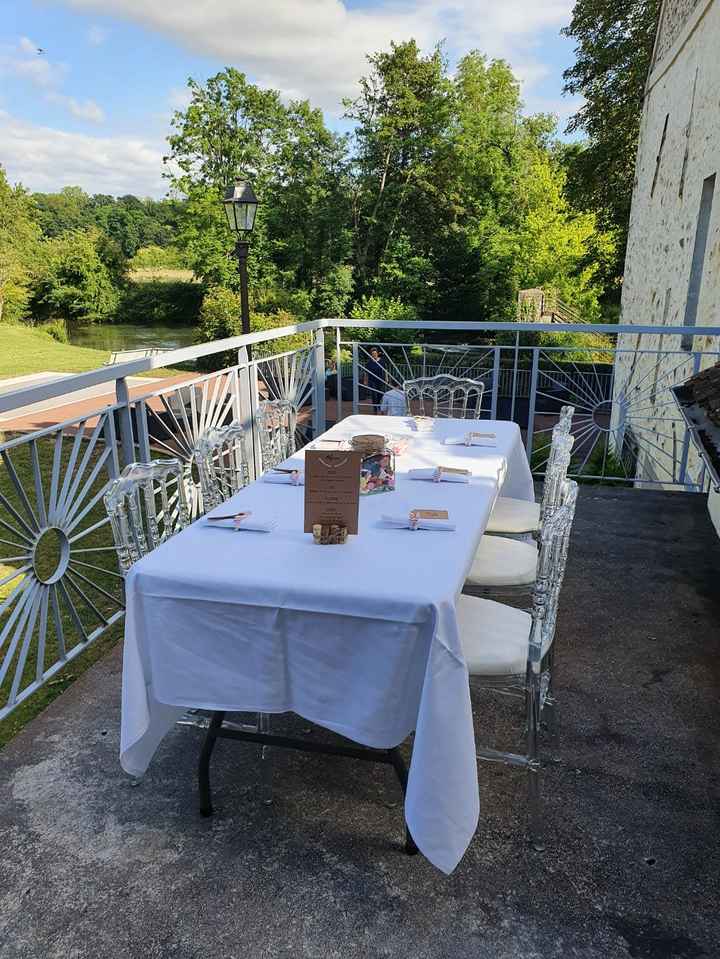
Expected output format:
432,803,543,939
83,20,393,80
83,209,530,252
407,417,434,432
408,467,471,484
381,513,456,531
262,469,304,486
444,432,497,447
204,511,277,532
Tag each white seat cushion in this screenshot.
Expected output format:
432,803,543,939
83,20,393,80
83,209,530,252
486,497,540,534
456,595,534,676
465,535,538,587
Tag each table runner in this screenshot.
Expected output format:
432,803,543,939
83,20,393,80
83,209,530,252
120,415,534,873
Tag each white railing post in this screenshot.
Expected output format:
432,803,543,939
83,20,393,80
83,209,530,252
678,350,702,485
236,347,259,481
115,377,135,467
335,326,343,425
312,326,326,437
525,348,540,461
352,342,360,415
490,347,501,420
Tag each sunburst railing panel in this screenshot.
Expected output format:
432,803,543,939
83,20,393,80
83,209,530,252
0,411,124,721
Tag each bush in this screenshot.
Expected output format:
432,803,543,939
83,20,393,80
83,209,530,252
118,279,203,327
37,319,69,343
195,287,311,371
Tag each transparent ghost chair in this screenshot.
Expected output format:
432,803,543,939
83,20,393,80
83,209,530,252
465,430,575,595
256,399,297,472
103,458,190,575
195,423,251,510
402,375,485,419
485,409,575,536
456,479,578,847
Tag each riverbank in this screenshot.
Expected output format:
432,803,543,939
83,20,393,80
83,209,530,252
0,326,183,380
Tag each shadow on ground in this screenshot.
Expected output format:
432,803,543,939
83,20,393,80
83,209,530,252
1,486,719,959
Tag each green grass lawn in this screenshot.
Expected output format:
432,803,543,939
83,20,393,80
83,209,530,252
0,324,184,381
0,324,110,378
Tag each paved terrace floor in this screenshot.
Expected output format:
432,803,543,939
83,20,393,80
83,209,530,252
1,486,719,959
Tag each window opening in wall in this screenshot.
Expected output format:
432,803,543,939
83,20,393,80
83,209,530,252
651,114,669,198
682,174,716,351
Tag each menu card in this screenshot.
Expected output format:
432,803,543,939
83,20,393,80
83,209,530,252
304,450,362,535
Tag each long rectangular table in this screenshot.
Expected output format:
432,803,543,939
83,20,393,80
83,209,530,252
120,415,534,873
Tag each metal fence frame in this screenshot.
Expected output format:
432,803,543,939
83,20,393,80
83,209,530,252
2,317,719,720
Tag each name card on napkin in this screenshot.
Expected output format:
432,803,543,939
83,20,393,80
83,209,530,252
304,449,362,535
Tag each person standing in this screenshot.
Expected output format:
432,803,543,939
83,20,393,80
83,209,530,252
364,347,386,413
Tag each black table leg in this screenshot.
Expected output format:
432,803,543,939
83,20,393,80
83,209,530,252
387,746,418,855
198,710,226,817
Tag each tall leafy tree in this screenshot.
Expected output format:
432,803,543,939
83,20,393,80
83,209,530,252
345,40,453,297
166,68,351,312
30,229,119,326
562,0,660,281
0,166,41,324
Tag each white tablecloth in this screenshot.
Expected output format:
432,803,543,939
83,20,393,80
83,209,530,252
120,415,534,873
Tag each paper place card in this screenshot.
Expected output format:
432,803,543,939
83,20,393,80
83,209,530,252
408,467,471,483
412,509,449,520
304,449,362,535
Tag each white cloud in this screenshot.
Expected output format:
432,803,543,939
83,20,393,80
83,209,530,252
19,36,40,55
52,0,573,112
46,92,105,123
168,86,192,110
0,111,166,196
0,36,106,124
86,25,108,46
0,44,67,89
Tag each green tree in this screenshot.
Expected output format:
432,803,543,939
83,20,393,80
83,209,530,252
30,229,119,326
0,167,41,323
32,186,92,237
345,40,453,297
562,0,660,280
167,69,351,315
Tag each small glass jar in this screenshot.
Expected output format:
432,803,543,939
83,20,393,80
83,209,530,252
359,448,396,495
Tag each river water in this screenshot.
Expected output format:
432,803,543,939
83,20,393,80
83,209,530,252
69,323,197,353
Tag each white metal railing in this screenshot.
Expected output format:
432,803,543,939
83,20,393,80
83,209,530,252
1,317,719,720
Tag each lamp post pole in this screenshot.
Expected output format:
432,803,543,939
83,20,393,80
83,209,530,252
223,179,259,361
235,238,251,360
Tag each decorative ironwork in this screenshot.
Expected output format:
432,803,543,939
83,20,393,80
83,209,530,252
0,412,123,720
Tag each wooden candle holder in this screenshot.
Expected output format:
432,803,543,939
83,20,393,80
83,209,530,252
312,524,349,545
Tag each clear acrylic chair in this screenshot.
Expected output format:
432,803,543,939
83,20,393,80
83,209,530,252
104,458,190,575
456,479,578,847
464,466,578,597
196,423,251,510
557,404,575,434
485,420,575,537
256,399,297,471
402,375,485,419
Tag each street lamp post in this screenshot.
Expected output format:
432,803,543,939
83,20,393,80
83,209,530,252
222,180,259,356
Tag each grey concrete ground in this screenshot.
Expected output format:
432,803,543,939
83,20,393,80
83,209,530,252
1,486,719,959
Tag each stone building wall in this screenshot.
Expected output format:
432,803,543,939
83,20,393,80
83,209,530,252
614,0,720,532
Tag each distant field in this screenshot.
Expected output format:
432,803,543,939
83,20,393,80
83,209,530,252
129,267,196,283
0,326,182,380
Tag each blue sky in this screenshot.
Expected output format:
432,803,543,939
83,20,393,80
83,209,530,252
0,0,581,198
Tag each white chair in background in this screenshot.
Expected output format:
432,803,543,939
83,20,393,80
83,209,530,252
104,458,190,575
456,480,578,847
256,399,297,471
195,423,251,510
402,374,485,419
485,406,575,536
